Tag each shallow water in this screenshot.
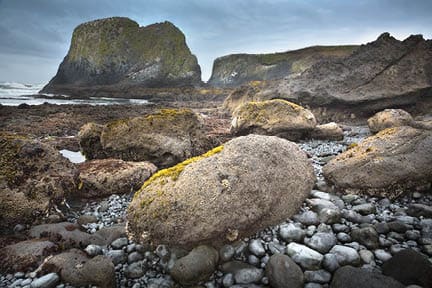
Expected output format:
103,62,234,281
0,82,150,106
59,149,86,164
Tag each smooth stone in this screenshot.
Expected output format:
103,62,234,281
341,194,359,204
387,221,411,233
405,230,421,240
222,273,234,287
304,283,323,288
407,203,432,218
330,266,404,288
374,249,392,262
322,253,340,272
336,232,351,243
265,254,304,288
234,267,264,284
329,245,360,266
294,211,320,226
268,241,286,254
128,251,144,264
219,244,235,262
382,249,432,287
106,250,127,265
170,245,219,286
248,255,260,266
304,269,332,284
286,243,323,270
359,250,374,264
30,273,59,288
379,237,393,247
84,244,103,256
249,239,266,257
279,223,306,242
332,224,349,233
351,227,379,249
110,237,128,249
352,203,376,215
126,262,145,278
342,210,373,224
374,222,390,234
319,208,341,224
21,279,32,286
305,232,337,254
307,198,339,213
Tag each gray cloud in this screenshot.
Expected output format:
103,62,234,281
0,0,431,83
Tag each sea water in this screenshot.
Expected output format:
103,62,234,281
0,82,149,106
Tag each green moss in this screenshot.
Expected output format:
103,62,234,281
136,145,224,207
0,133,27,186
237,99,304,122
68,17,198,77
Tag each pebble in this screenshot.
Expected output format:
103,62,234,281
305,232,337,254
352,203,376,215
374,249,392,262
329,245,360,266
279,223,306,242
304,269,331,283
111,237,128,249
294,211,320,226
30,273,59,288
222,273,234,287
336,232,351,243
84,244,103,256
322,253,340,272
359,249,374,264
219,245,235,262
234,267,264,284
287,242,323,270
248,239,265,257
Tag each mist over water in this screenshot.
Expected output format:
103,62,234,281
0,82,150,106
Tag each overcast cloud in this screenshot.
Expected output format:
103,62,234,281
0,0,431,83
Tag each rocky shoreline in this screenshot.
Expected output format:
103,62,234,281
1,120,431,288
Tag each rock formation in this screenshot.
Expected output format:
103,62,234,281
323,126,432,198
78,109,210,168
127,135,315,248
225,33,432,115
42,17,201,94
208,45,357,87
230,99,317,141
0,133,78,230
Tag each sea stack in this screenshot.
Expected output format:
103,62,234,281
41,17,201,93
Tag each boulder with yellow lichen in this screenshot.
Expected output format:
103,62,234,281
367,109,414,133
230,99,317,141
126,134,315,249
78,108,210,167
323,126,432,198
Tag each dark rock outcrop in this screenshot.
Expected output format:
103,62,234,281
225,33,432,116
42,17,201,94
0,133,78,231
127,135,315,249
208,45,357,87
330,266,404,288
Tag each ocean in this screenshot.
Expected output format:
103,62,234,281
0,82,149,106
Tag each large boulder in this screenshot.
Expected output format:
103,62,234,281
330,266,404,288
225,33,432,116
323,126,432,198
0,133,78,230
367,109,414,133
382,249,432,287
42,249,115,288
230,99,317,141
0,239,57,273
208,45,357,88
79,108,210,167
77,159,157,198
41,17,201,95
127,134,315,248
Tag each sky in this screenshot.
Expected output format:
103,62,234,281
0,0,431,84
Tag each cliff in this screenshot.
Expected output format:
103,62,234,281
225,33,432,117
208,45,358,87
42,17,202,93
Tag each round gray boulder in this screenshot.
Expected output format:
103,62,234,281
127,134,315,248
